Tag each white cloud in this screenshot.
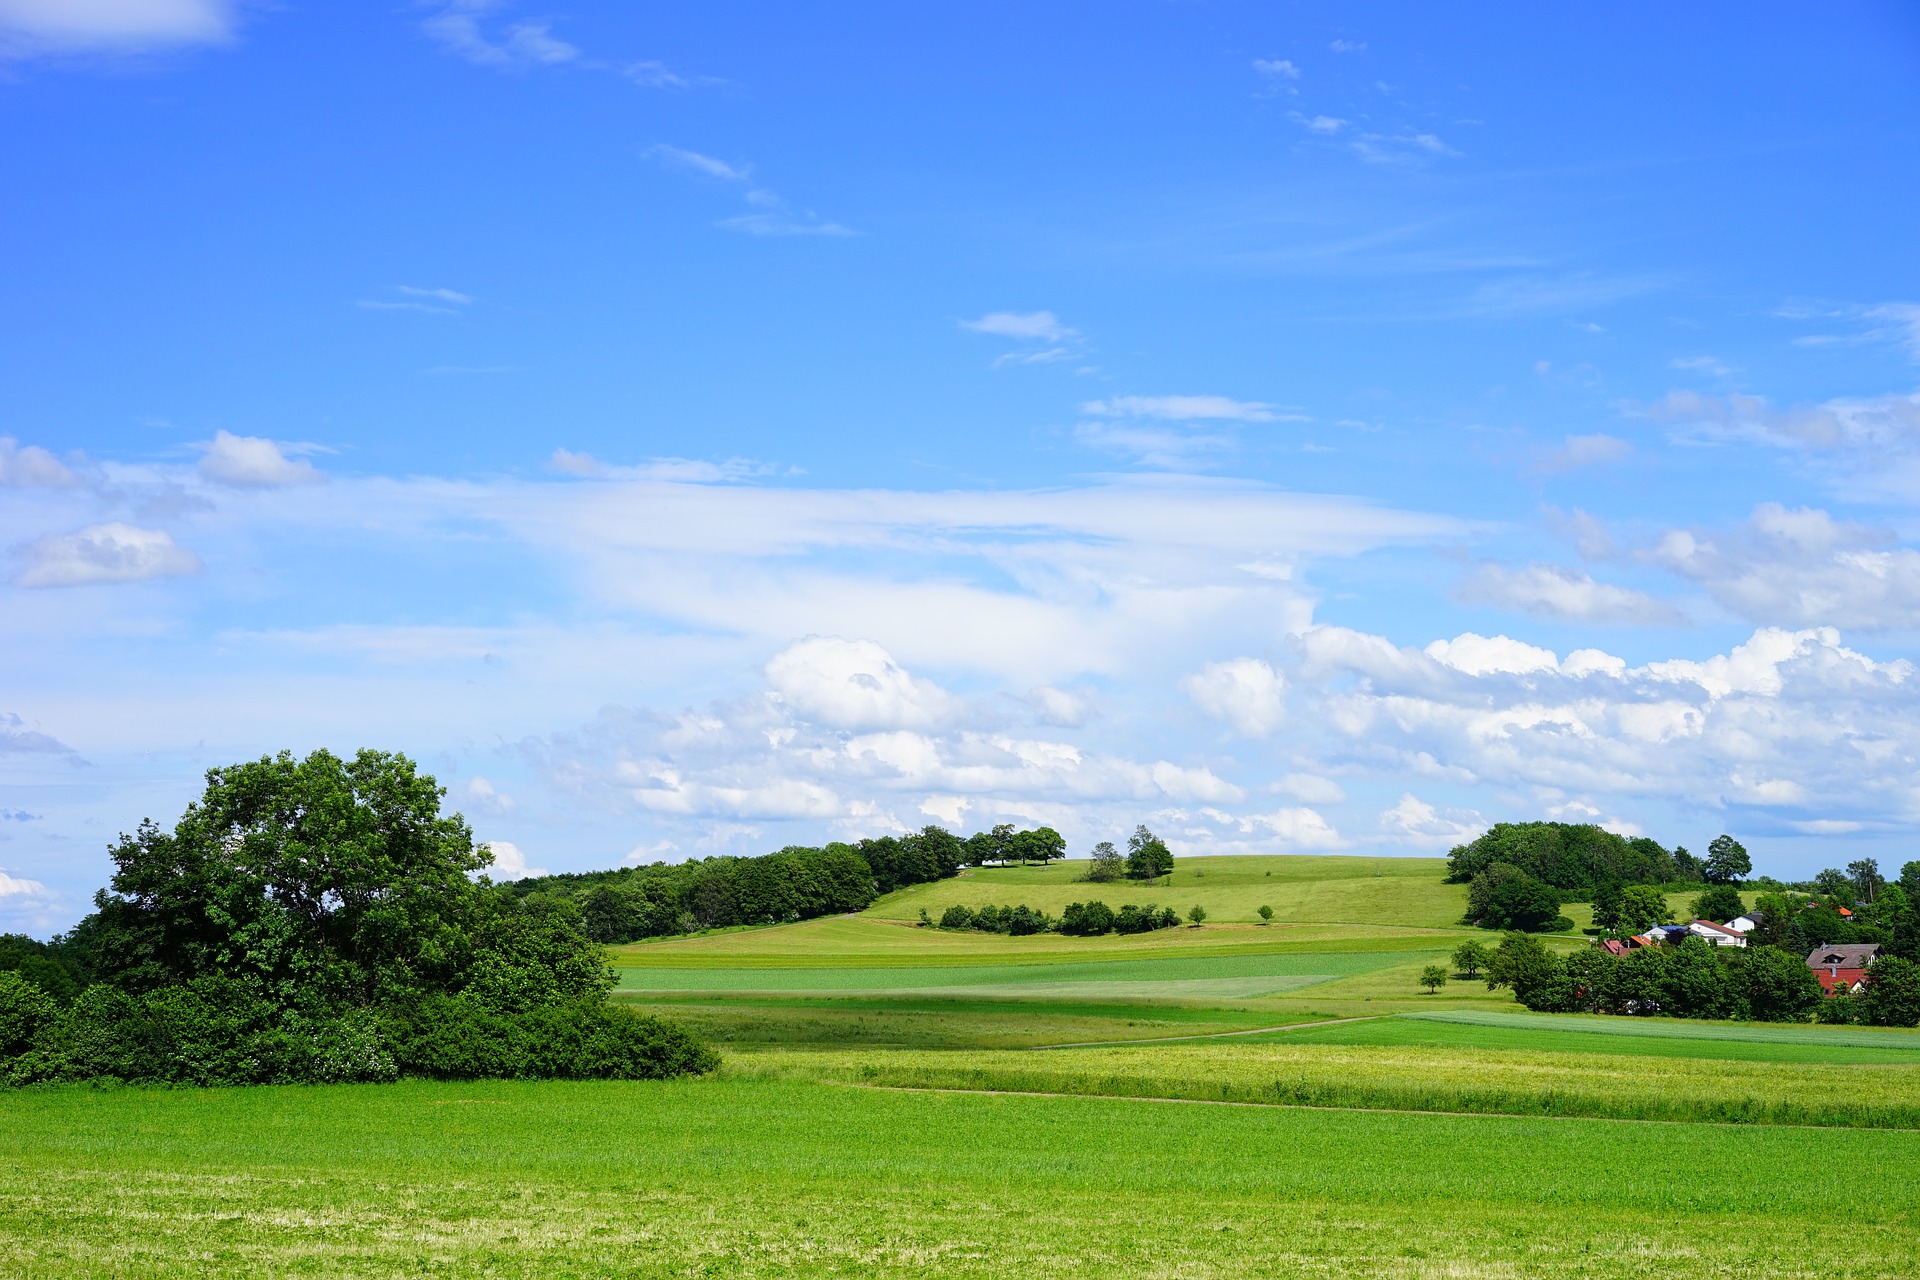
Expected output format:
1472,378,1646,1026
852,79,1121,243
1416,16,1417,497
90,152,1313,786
0,869,48,899
764,637,962,731
1671,355,1736,378
718,212,856,237
1329,39,1366,53
1303,114,1346,134
464,776,515,814
1274,773,1346,804
1028,685,1090,727
1297,624,1920,825
1082,395,1280,423
14,522,199,588
1182,657,1287,737
0,713,75,756
1647,504,1920,630
959,310,1086,367
1459,562,1683,626
1423,633,1560,677
1253,58,1300,79
0,0,230,55
1536,433,1631,473
1649,388,1920,453
1352,132,1461,165
647,144,750,182
962,311,1075,342
646,146,853,238
0,437,78,487
1379,794,1486,849
196,430,323,487
481,840,548,879
421,1,578,69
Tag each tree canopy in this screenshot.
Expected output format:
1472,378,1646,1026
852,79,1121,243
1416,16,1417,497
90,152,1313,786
1447,822,1690,894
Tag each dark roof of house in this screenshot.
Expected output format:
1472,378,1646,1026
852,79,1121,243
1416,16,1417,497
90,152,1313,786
1807,943,1882,969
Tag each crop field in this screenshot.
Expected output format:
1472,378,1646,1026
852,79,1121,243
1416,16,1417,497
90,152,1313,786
16,853,1913,1276
4,1075,1918,1279
867,853,1475,928
1258,1010,1920,1063
739,1031,1920,1127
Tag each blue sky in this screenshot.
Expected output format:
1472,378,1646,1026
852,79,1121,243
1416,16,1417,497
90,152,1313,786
3,1,1919,931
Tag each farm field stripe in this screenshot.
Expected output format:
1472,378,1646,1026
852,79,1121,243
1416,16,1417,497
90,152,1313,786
1032,1015,1388,1050
1404,1009,1920,1050
840,1080,1903,1130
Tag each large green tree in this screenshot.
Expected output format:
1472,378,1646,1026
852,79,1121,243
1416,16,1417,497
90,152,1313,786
1704,835,1751,886
1126,826,1173,881
88,749,489,1011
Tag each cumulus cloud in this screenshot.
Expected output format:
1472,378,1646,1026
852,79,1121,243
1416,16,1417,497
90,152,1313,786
1182,658,1287,737
1253,58,1300,79
0,437,79,487
0,0,231,55
481,840,548,880
14,522,199,588
1273,773,1345,804
1027,685,1090,727
1379,794,1486,849
1295,623,1920,826
1459,562,1684,626
764,637,962,731
1648,504,1920,630
196,431,323,487
963,311,1074,343
464,776,515,814
0,870,48,899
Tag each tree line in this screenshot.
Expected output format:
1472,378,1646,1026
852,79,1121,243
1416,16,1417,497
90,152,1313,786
927,900,1185,936
1476,931,1920,1027
501,822,1072,945
1452,823,1752,933
0,750,717,1087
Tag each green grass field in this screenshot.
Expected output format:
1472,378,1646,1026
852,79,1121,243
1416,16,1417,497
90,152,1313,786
4,1076,1917,1278
15,852,1914,1276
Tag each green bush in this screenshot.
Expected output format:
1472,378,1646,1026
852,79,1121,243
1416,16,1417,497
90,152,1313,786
1467,863,1563,931
1058,901,1114,936
939,905,976,930
1859,956,1920,1027
0,971,57,1059
1,747,718,1090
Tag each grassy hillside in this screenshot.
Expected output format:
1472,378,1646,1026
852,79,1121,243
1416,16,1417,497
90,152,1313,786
868,853,1468,927
6,1076,1917,1278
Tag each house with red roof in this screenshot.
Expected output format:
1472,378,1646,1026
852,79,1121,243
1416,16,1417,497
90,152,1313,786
1806,943,1881,997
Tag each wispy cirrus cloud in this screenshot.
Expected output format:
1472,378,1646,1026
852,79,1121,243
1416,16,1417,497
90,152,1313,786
646,144,854,237
0,0,233,58
358,285,475,316
959,310,1084,367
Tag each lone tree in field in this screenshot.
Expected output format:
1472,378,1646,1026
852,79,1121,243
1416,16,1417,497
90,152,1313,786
1704,834,1751,886
1187,905,1207,926
1257,905,1274,924
1126,826,1174,881
1084,841,1125,882
1451,939,1490,979
1420,965,1448,994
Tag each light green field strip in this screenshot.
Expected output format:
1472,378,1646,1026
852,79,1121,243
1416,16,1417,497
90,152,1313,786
1402,1008,1920,1050
615,948,1436,996
2,1078,1917,1278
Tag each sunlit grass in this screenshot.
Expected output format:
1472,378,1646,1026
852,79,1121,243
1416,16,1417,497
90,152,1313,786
2,1076,1916,1277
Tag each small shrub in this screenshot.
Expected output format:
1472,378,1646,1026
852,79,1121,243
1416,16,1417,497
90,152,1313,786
1257,905,1274,924
939,905,976,930
1187,905,1207,926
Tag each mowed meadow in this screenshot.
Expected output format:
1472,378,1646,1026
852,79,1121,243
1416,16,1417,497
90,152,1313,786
11,854,1920,1277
